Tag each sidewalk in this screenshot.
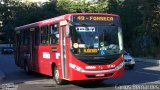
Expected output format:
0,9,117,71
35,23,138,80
135,58,160,65
0,70,5,82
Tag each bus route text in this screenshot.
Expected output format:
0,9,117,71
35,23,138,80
77,16,114,21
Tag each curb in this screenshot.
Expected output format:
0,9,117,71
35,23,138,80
0,70,5,82
135,58,160,65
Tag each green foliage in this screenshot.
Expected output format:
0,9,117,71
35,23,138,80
56,0,107,13
106,0,160,57
138,0,160,57
107,0,122,14
0,0,160,57
0,0,59,43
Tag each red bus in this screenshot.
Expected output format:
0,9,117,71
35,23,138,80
14,13,124,85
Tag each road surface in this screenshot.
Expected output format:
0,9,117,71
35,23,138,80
0,54,160,90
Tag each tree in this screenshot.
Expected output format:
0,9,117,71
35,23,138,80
0,0,59,43
145,0,160,56
0,0,159,57
0,0,18,43
56,0,107,14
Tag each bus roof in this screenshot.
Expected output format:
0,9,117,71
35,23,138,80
15,13,119,31
68,13,119,17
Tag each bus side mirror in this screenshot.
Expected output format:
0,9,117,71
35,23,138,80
66,26,70,37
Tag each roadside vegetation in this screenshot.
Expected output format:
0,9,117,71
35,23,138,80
0,0,160,58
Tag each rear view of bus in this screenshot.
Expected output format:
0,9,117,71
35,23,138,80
59,13,124,84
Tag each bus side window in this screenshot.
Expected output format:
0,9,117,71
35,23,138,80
20,30,26,45
50,24,59,44
24,30,30,45
40,26,49,45
35,27,40,45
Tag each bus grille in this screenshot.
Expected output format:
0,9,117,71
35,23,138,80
81,58,117,65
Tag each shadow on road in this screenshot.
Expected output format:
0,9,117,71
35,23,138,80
104,61,160,85
0,54,160,89
0,54,53,85
71,80,114,88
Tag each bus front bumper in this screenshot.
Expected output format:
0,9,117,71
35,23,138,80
68,62,124,81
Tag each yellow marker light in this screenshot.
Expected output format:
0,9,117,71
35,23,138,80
83,49,98,53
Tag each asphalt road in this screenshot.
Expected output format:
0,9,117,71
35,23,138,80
0,54,160,90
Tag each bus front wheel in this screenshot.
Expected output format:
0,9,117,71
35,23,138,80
53,66,65,85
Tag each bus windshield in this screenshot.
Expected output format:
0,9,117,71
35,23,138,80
70,25,121,55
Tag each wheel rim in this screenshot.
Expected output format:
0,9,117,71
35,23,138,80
55,69,60,83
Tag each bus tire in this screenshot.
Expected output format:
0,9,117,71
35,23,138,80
53,66,65,85
24,62,32,74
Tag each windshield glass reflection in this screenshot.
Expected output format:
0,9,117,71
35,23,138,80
70,25,120,55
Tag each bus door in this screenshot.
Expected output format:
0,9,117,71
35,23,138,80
29,28,35,70
60,25,68,79
15,31,21,66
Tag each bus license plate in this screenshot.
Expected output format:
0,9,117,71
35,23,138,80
96,74,105,77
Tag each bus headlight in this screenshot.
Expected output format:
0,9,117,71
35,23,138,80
69,63,84,72
115,62,124,70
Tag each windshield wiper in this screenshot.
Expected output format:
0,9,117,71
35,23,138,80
67,20,88,26
108,23,116,26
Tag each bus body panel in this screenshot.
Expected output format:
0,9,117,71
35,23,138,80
69,66,124,81
67,50,124,80
14,13,124,82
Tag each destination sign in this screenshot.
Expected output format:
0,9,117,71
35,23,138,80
73,15,120,26
76,16,114,21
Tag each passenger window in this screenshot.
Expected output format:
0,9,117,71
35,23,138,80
40,26,49,45
35,27,40,45
50,24,59,44
24,30,30,45
20,31,24,45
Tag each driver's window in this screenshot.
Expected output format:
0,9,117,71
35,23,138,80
50,24,59,44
